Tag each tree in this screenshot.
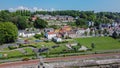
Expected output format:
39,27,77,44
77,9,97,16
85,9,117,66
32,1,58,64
11,15,29,29
112,31,118,39
76,18,87,27
0,22,18,44
91,43,95,49
34,18,48,29
77,43,81,48
98,30,102,36
89,30,93,36
34,34,42,39
103,29,108,36
95,30,98,36
16,10,31,16
0,10,12,22
84,31,88,36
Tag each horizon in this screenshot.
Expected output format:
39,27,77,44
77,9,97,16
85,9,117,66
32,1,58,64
0,0,120,12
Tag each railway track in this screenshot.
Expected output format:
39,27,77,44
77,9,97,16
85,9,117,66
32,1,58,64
0,53,120,68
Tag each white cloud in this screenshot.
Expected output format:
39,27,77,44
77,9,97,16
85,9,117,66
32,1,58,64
8,6,56,12
9,6,30,11
17,6,30,10
51,8,55,11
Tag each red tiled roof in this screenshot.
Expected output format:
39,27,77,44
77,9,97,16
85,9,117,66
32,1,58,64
48,32,56,35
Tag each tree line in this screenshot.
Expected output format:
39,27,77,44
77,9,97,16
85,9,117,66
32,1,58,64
0,10,48,30
0,10,120,29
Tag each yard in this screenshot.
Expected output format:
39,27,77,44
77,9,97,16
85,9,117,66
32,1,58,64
75,37,120,51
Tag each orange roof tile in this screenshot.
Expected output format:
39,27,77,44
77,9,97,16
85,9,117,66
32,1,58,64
48,32,56,35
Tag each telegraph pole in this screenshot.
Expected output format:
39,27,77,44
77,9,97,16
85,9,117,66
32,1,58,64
37,53,45,68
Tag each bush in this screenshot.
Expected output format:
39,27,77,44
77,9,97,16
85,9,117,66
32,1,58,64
34,34,42,39
22,57,30,61
29,45,37,48
19,44,27,48
8,46,17,50
44,40,51,43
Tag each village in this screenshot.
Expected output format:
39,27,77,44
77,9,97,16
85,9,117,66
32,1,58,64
0,13,120,60
1,0,120,68
19,14,120,41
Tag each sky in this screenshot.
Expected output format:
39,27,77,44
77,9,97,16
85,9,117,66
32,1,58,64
0,0,120,12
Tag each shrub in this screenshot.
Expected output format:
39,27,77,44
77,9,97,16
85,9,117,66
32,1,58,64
44,40,50,43
19,44,27,48
34,34,42,39
8,46,17,50
29,45,37,48
22,57,30,61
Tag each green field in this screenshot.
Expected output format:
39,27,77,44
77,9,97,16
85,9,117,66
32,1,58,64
0,37,120,59
75,37,120,51
0,50,23,58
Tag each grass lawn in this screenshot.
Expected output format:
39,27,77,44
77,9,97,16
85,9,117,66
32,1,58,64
0,50,23,58
75,37,120,51
24,48,34,54
49,44,68,54
34,42,56,48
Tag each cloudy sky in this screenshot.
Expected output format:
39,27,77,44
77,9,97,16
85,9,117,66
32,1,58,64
0,0,120,12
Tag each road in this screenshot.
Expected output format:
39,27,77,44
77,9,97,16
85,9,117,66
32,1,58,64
0,53,120,68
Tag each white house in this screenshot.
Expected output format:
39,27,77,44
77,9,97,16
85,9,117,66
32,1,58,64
18,28,41,38
78,46,88,51
19,32,36,37
45,32,56,39
76,29,86,36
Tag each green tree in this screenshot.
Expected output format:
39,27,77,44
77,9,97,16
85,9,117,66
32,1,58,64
0,10,12,22
103,29,108,36
91,43,95,49
34,34,42,39
11,16,29,29
77,43,81,48
84,31,87,36
95,30,98,36
112,31,118,39
89,30,93,36
16,10,31,16
0,22,18,44
76,18,87,27
34,18,48,29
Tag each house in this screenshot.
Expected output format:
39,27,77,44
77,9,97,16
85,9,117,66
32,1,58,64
78,46,88,51
88,21,94,26
53,37,62,42
40,15,51,20
45,32,56,39
56,15,66,21
18,28,41,38
56,15,74,22
19,31,35,37
44,28,54,32
76,28,86,36
68,31,77,38
31,16,37,21
60,26,71,33
49,16,57,20
67,16,74,22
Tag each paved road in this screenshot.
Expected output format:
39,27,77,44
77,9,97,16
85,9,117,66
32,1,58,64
0,53,120,68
